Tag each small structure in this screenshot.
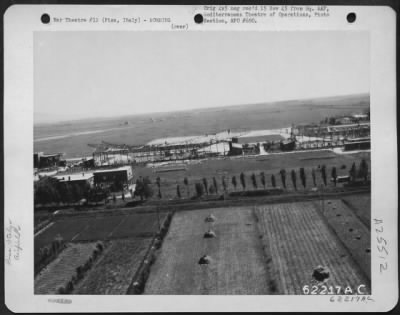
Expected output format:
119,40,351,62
344,139,370,151
198,255,212,265
228,142,243,156
203,230,216,238
312,265,330,282
335,117,353,125
351,113,369,121
82,158,95,169
331,175,350,183
52,172,94,189
93,165,134,191
280,139,296,151
34,152,64,169
205,214,216,223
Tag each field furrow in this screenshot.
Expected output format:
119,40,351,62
341,194,371,229
314,199,371,280
35,242,98,294
255,201,370,294
74,238,152,294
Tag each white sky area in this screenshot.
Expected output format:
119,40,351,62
34,31,369,123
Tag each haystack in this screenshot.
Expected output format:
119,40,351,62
312,265,330,281
203,230,216,238
198,255,212,265
205,214,216,222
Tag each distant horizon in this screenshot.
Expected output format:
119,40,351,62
35,92,370,126
35,31,369,125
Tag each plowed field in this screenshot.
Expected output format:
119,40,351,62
35,242,98,294
145,200,370,295
35,212,167,261
341,194,371,228
255,202,370,294
74,238,152,294
314,199,371,278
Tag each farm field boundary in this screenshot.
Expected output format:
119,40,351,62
73,239,152,294
35,212,168,261
35,242,103,294
127,212,173,294
254,202,370,294
48,187,370,221
144,207,271,294
313,199,371,281
341,197,371,229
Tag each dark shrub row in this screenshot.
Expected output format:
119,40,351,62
228,188,284,198
128,212,174,294
35,238,66,276
56,241,104,294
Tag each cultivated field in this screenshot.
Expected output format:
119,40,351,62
35,212,167,263
145,201,370,295
144,207,271,294
35,242,99,294
255,202,370,294
341,194,371,228
315,198,371,277
74,238,152,294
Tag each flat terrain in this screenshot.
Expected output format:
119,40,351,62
34,94,369,157
74,238,152,294
136,150,371,200
255,202,370,294
315,198,371,278
144,207,271,294
35,242,98,294
145,201,370,295
341,194,371,228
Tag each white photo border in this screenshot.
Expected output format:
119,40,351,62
4,4,398,312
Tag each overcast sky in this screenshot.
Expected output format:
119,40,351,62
34,31,369,123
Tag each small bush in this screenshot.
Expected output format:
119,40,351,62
132,281,143,294
268,280,278,293
92,249,99,259
76,266,84,279
66,281,74,293
148,252,156,265
71,275,77,284
96,242,103,252
57,286,66,294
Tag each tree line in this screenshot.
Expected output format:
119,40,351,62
35,159,369,204
155,159,369,199
34,177,101,206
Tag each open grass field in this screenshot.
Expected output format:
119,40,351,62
144,207,271,294
74,238,152,294
314,199,371,278
35,212,167,263
341,194,371,228
35,242,98,294
34,94,369,158
135,150,371,200
255,202,370,294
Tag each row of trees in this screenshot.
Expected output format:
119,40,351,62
154,159,369,199
34,177,97,206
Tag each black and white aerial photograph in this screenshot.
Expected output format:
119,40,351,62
33,30,372,295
